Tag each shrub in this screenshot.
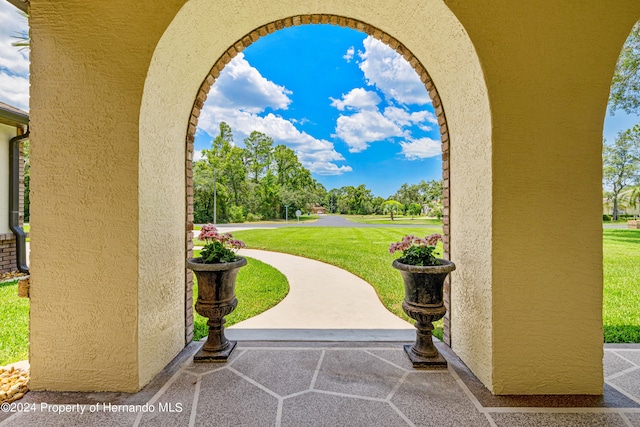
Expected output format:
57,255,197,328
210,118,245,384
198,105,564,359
246,212,263,222
603,214,612,221
228,205,245,223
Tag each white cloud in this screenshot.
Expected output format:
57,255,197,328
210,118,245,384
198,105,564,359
208,53,292,113
0,72,29,110
0,2,29,110
193,150,204,162
330,88,380,111
383,106,436,127
343,46,355,62
307,162,353,175
333,109,404,153
200,105,351,176
358,36,430,106
399,137,442,160
198,53,352,176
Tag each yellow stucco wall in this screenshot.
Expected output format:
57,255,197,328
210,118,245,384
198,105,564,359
29,0,185,392
0,124,14,234
446,0,640,394
28,0,640,394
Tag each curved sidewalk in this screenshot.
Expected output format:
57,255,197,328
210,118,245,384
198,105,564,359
226,249,415,341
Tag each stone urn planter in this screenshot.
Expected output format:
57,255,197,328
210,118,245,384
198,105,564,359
186,256,247,362
393,258,456,368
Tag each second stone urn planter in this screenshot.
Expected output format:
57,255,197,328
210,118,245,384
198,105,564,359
186,256,247,362
392,258,456,368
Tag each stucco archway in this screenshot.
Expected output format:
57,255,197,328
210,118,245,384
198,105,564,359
140,0,491,391
29,0,637,395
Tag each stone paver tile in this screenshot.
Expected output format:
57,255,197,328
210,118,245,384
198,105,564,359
490,413,629,427
2,410,137,427
604,351,636,378
613,350,640,366
196,368,278,427
232,349,323,396
314,350,405,399
281,391,406,427
627,413,640,426
366,348,419,371
182,345,245,375
608,368,640,403
392,372,489,427
139,372,196,427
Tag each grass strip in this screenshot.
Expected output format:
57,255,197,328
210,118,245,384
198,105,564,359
603,229,640,342
0,281,30,365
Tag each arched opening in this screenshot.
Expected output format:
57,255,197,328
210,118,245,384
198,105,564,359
183,17,453,346
140,0,491,391
602,20,640,344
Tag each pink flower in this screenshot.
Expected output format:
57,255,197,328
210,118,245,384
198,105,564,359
197,224,246,252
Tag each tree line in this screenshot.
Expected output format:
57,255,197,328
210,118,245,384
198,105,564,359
194,122,443,223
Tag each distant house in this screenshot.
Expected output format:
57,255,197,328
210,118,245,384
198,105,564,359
0,102,29,274
603,188,640,217
311,206,327,215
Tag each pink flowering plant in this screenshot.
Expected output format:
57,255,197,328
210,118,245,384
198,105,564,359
197,224,246,263
389,233,443,266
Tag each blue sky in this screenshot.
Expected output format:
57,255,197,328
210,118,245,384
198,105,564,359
0,1,638,197
194,24,442,197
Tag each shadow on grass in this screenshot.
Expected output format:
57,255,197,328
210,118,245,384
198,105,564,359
0,280,19,289
604,325,640,343
603,229,640,244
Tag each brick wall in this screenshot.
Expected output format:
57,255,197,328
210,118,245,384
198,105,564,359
0,233,17,274
184,15,451,346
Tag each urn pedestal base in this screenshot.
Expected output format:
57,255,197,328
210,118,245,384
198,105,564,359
194,340,237,362
404,344,447,368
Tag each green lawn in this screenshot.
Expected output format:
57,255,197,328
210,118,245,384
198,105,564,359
192,254,289,341
233,227,444,336
603,229,640,342
0,280,30,365
233,227,640,344
1,227,638,365
344,215,443,226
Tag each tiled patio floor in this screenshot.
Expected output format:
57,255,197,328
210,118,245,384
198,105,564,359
1,341,639,427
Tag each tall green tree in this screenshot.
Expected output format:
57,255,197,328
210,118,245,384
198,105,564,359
603,125,640,220
609,20,640,114
392,180,442,213
244,131,274,182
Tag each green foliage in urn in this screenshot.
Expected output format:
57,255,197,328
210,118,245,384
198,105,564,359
198,224,246,263
389,233,443,266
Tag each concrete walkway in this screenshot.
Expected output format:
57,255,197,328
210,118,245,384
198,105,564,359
227,249,414,341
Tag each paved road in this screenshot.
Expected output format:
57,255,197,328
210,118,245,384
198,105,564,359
603,223,635,229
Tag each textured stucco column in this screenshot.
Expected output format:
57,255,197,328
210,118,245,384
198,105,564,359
446,0,640,394
28,0,186,392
